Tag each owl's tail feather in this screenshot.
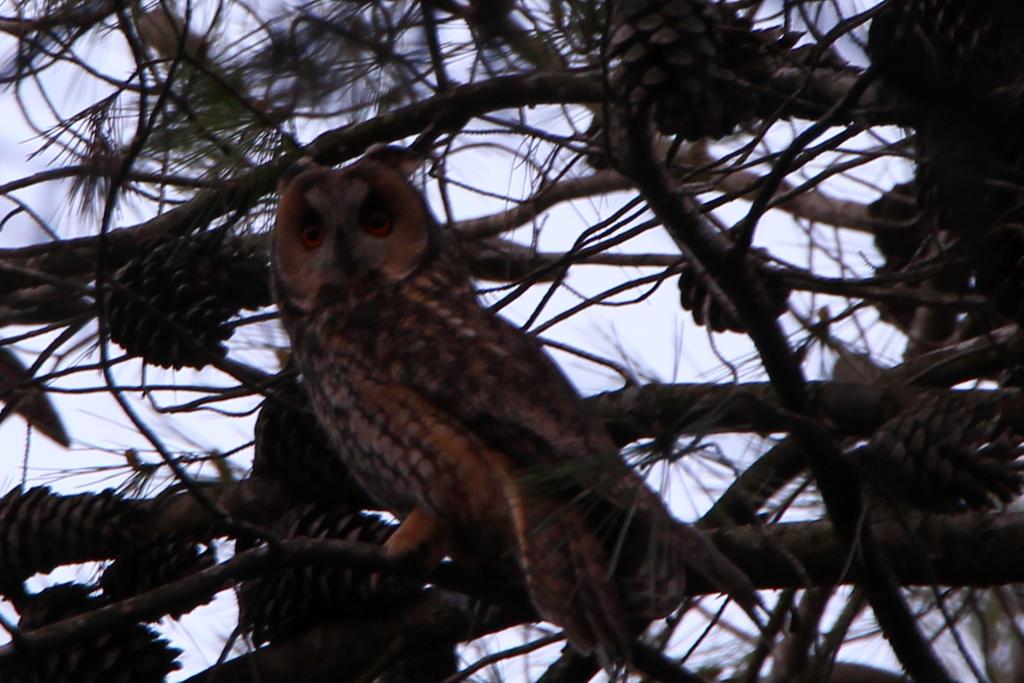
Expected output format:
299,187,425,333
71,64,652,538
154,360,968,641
506,485,633,666
613,493,764,629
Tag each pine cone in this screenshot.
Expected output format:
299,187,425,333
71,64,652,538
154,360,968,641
0,486,140,581
0,583,180,683
677,257,789,333
237,503,415,644
862,395,1024,512
104,230,270,369
869,2,1024,235
608,0,791,140
254,378,377,509
100,536,215,619
868,1,1024,107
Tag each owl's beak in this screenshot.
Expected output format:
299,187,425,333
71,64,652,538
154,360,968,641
334,227,358,280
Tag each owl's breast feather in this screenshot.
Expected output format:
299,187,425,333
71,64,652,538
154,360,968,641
291,310,515,548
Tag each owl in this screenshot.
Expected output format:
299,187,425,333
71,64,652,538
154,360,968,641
271,148,760,664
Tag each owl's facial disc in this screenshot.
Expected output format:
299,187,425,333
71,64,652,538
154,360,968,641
273,159,434,312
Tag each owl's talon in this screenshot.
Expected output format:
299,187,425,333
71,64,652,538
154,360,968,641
385,508,447,566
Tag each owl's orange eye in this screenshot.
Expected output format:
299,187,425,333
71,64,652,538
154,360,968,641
362,211,392,237
301,224,325,249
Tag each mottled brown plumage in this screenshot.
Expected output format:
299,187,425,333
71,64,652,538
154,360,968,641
271,149,760,663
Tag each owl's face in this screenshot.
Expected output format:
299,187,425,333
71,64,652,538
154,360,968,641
272,158,434,313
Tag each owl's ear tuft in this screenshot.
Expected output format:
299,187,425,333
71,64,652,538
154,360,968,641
278,157,320,193
364,144,424,177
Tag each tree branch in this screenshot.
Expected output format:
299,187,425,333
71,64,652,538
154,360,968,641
611,83,954,680
9,508,1024,677
590,381,1013,445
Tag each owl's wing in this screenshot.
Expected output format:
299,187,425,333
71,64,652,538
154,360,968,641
376,286,686,529
371,285,762,622
378,286,617,475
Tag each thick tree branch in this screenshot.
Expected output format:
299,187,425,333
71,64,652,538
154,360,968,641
453,161,883,246
716,511,1024,591
9,509,1024,677
0,71,604,296
0,61,913,297
181,589,529,682
590,381,1014,445
453,170,632,239
0,537,412,660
